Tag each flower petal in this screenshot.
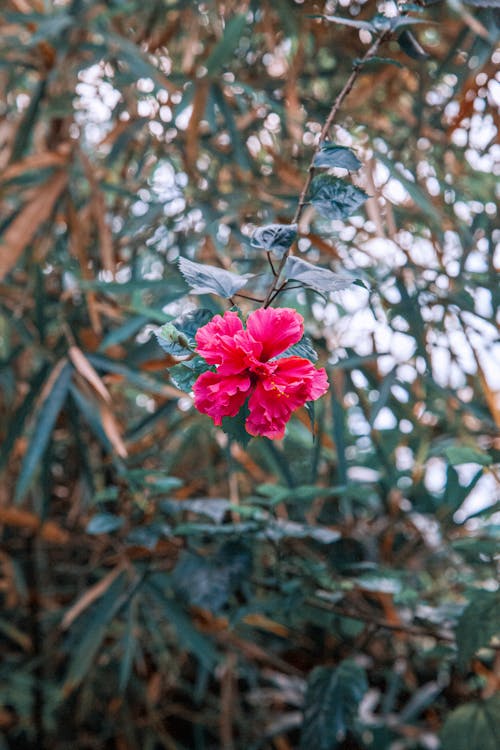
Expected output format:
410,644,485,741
246,307,303,361
195,311,244,365
195,311,261,374
193,370,252,426
246,357,328,439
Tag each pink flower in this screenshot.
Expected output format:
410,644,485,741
192,308,329,439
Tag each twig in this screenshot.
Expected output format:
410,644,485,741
262,31,387,308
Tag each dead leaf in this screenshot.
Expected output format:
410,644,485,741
0,172,67,280
68,346,111,403
61,566,124,630
99,403,128,458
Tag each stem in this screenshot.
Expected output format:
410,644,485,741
262,31,387,308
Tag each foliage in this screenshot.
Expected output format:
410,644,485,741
0,0,499,748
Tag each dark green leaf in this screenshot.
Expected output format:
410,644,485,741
444,445,492,466
441,694,500,750
310,175,368,220
86,513,124,535
172,543,251,613
15,362,73,502
398,30,429,60
279,334,319,363
169,357,211,392
284,256,355,294
204,14,247,76
145,580,218,670
63,573,127,694
251,223,298,257
221,401,252,447
301,661,369,750
178,257,250,297
313,145,361,171
456,590,500,669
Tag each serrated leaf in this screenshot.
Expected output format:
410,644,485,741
251,223,298,257
279,334,318,363
441,694,500,750
310,175,368,220
313,145,362,171
169,357,211,392
86,513,124,535
156,308,213,356
15,362,73,502
221,401,252,447
300,660,368,750
398,30,429,60
172,543,251,613
178,257,249,298
456,590,500,669
284,256,355,295
155,322,192,356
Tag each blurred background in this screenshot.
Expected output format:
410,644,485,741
0,1,499,748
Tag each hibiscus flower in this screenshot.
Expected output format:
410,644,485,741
192,307,329,439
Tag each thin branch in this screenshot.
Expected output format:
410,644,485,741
262,31,387,308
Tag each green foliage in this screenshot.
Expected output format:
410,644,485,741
301,661,369,750
456,590,500,669
0,0,499,747
440,693,500,750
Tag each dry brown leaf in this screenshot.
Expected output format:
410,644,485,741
68,346,111,403
99,403,128,458
61,566,125,630
0,507,69,544
80,154,115,272
1,150,69,183
0,171,67,280
185,81,209,169
67,200,102,334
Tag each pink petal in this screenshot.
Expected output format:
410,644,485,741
246,307,303,361
193,371,252,426
195,311,244,365
246,357,329,439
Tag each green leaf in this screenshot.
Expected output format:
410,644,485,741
169,357,211,392
279,334,318,362
172,543,251,613
204,14,247,76
320,14,374,31
86,513,124,535
63,573,127,695
441,694,500,750
15,362,73,503
284,256,355,295
221,402,252,447
444,445,492,466
456,590,500,669
178,257,250,298
251,223,298,258
301,660,368,750
145,580,218,670
155,322,192,356
313,145,361,171
310,175,368,220
398,30,429,60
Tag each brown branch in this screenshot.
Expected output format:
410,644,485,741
262,31,387,308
